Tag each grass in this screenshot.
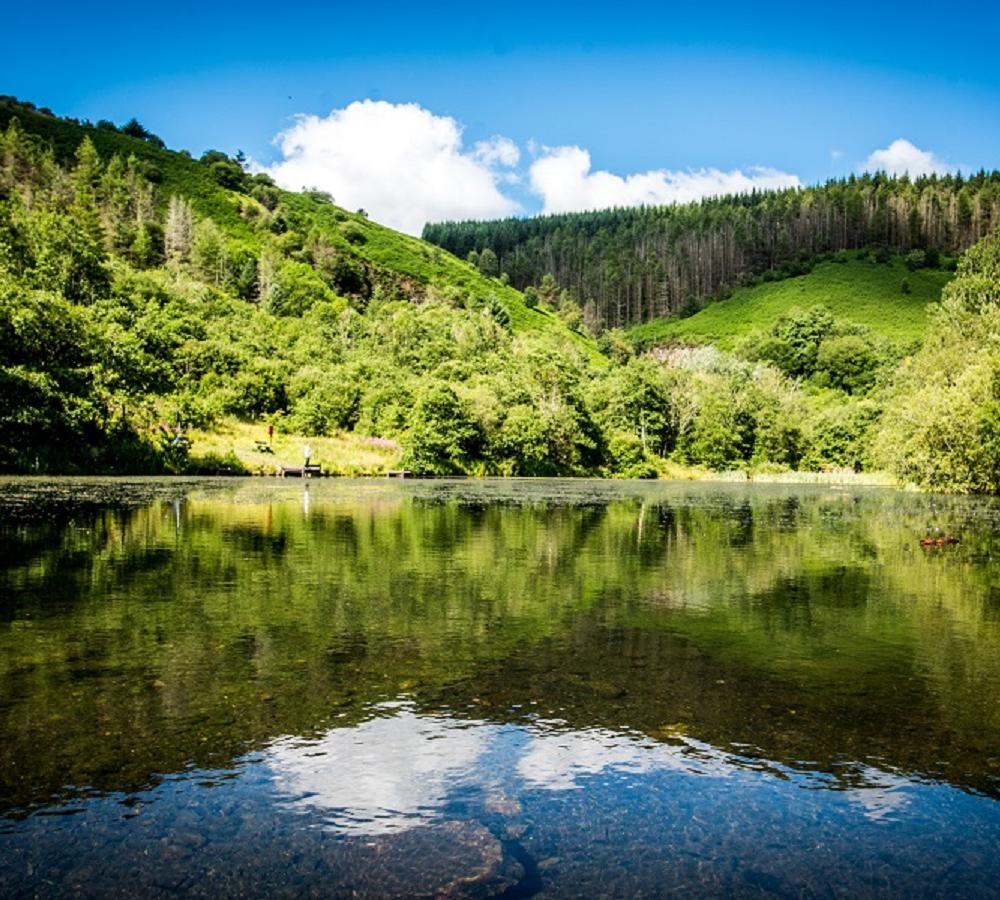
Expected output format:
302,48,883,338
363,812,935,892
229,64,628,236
628,257,954,350
189,419,403,476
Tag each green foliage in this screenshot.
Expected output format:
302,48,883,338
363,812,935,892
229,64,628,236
802,398,879,471
875,229,1000,492
402,383,480,474
477,246,498,277
3,97,1000,491
590,357,675,457
750,305,835,377
815,334,880,394
484,294,510,329
424,172,1000,329
597,328,635,363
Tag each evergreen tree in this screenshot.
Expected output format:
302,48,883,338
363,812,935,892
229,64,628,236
477,247,498,277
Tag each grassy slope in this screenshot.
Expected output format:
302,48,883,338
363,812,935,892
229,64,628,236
628,258,953,350
0,99,599,360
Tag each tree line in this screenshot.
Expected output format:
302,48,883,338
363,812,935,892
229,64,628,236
423,173,1000,328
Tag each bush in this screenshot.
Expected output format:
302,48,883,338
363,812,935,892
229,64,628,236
341,223,367,245
749,306,835,378
606,430,658,478
802,399,879,471
815,334,880,394
402,383,480,474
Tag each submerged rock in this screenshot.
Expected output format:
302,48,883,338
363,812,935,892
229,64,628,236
324,820,523,898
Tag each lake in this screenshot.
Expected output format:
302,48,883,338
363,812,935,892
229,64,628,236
1,477,999,898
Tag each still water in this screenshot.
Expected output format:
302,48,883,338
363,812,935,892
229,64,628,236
1,477,999,897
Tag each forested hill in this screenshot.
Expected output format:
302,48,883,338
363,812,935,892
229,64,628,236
0,97,598,475
0,97,577,342
423,174,1000,328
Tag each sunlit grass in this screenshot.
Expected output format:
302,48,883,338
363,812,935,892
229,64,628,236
189,419,403,475
629,257,954,350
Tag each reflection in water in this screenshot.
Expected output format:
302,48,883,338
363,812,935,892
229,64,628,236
1,477,1000,897
516,725,721,790
845,768,913,822
265,703,922,832
269,704,488,834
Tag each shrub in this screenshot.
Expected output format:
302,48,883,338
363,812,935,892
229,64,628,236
401,383,480,474
815,334,880,394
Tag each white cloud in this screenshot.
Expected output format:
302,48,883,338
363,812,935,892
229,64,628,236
266,100,519,235
528,146,802,215
473,135,520,168
861,139,951,178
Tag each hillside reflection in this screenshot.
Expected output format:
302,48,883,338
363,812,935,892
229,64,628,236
2,477,1000,819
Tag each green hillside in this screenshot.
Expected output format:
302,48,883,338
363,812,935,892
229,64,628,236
628,257,954,350
0,98,591,354
0,98,626,479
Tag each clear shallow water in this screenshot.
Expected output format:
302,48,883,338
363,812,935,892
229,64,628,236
1,477,999,898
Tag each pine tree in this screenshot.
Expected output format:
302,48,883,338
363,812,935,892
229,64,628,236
478,247,498,277
71,137,102,208
99,155,133,254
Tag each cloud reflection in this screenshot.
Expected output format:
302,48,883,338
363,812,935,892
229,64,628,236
517,726,731,790
267,705,919,836
268,706,488,834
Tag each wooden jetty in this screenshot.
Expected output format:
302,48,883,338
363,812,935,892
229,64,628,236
278,464,323,478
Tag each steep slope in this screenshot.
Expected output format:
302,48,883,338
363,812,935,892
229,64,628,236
0,97,592,352
628,257,954,350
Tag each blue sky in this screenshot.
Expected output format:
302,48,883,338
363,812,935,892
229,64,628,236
6,1,1000,232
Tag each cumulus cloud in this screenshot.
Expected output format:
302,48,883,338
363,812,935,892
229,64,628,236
266,100,519,235
473,135,520,168
528,146,802,215
861,139,951,178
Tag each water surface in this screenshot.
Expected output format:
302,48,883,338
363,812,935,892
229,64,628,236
1,477,999,897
